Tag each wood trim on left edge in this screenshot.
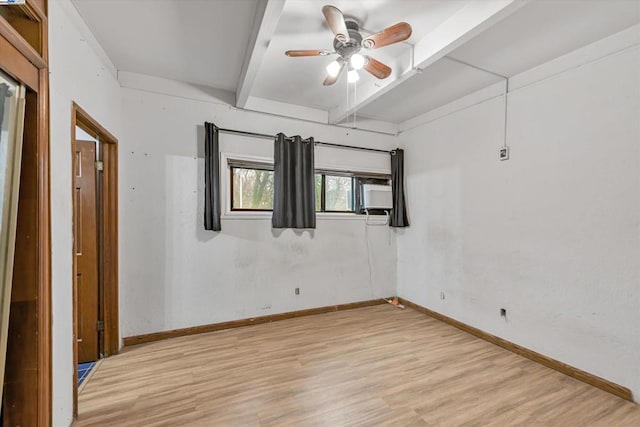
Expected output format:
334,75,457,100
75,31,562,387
1,4,51,424
37,64,52,427
124,299,387,347
70,103,79,418
36,10,51,426
398,298,634,402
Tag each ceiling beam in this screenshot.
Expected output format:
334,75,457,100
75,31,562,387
236,0,286,108
328,0,529,124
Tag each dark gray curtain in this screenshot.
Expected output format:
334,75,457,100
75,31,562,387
204,122,221,231
390,148,409,227
272,133,316,229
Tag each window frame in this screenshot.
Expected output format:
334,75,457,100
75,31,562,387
229,164,274,212
316,172,355,214
222,153,390,218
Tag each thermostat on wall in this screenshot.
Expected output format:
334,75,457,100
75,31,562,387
499,146,510,161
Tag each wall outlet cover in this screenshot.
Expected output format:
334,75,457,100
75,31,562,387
499,146,510,161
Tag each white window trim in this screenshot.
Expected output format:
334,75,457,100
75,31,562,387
221,152,272,219
220,152,391,220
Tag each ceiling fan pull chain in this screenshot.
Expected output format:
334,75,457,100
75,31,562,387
353,80,357,129
346,71,349,124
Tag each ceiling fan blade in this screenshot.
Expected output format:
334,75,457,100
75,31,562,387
323,62,346,86
362,22,412,49
285,50,331,57
322,5,350,43
364,56,392,79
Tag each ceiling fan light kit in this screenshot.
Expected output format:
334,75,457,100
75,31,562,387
326,58,343,77
285,5,412,86
350,53,365,70
347,69,360,83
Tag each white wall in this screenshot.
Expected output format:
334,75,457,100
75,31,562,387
49,1,122,425
119,73,397,337
48,5,639,424
397,44,640,400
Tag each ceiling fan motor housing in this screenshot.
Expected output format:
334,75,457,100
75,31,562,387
334,20,363,60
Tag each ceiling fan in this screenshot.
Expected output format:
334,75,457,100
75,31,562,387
285,5,412,86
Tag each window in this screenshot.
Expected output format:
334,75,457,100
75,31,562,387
317,174,354,213
230,166,274,210
228,159,389,214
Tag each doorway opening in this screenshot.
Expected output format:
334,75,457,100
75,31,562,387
71,103,119,417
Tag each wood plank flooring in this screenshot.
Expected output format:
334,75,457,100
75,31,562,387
76,305,640,426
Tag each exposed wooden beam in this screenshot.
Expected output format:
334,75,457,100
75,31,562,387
328,0,529,124
236,0,286,108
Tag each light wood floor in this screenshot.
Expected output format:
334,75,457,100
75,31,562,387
76,305,640,426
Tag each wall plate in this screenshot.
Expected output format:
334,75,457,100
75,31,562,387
499,146,510,161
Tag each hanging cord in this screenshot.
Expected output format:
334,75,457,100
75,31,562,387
345,71,350,125
364,219,376,299
353,78,357,129
502,79,509,149
443,56,510,148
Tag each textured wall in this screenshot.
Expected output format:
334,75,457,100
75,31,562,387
398,46,640,401
119,75,398,338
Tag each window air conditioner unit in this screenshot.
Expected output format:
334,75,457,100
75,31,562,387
363,184,392,209
362,184,392,225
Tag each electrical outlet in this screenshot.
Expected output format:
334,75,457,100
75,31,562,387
500,308,507,317
295,287,300,295
499,146,510,161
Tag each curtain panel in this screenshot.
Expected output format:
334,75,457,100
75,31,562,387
204,122,222,231
272,133,316,229
390,148,409,227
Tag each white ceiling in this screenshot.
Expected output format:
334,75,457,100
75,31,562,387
71,0,640,129
358,0,640,123
449,0,640,77
71,0,259,91
357,57,503,123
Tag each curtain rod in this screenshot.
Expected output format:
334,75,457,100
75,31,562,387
216,127,391,154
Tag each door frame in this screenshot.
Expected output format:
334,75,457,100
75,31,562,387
0,1,51,423
71,102,119,417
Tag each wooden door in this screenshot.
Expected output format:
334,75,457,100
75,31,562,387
74,140,99,363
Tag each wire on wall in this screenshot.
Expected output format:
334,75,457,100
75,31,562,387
443,56,510,149
502,78,509,149
364,220,376,299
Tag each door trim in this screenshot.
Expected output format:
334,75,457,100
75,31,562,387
1,9,51,424
71,102,119,417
